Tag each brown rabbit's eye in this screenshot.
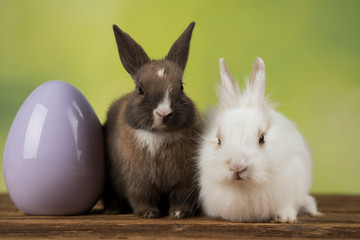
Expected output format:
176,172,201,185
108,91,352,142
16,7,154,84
136,86,144,95
259,134,265,144
180,83,184,91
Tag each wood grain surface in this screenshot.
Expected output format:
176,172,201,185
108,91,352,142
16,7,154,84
0,194,359,239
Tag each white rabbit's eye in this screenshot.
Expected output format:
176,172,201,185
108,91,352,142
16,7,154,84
215,130,222,147
259,134,265,144
136,86,144,95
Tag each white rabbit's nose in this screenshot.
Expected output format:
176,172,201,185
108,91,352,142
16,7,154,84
230,164,247,174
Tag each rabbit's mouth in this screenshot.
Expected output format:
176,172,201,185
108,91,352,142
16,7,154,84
234,173,244,180
230,167,248,181
233,173,247,181
154,121,168,130
152,116,170,130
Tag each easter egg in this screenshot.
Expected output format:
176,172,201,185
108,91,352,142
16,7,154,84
3,81,105,215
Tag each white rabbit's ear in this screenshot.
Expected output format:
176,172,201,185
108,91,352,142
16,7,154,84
218,58,241,109
246,57,266,106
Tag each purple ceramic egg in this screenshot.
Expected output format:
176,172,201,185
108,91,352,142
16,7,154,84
3,81,105,215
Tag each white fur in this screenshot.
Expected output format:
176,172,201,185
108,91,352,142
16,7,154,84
197,58,317,222
133,129,172,156
152,89,172,129
157,68,165,77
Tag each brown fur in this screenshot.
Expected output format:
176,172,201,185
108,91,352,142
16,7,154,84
103,22,202,218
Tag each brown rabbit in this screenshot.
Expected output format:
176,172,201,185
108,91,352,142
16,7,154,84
103,22,202,218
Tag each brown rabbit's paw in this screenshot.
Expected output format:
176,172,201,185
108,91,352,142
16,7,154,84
169,209,191,219
102,208,121,215
138,209,161,218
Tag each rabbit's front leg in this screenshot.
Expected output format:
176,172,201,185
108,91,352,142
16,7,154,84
168,182,196,219
127,183,161,218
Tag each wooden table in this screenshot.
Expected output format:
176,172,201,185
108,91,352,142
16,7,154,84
0,194,359,239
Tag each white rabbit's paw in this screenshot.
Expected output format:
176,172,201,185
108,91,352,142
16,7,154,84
272,216,298,223
273,207,297,223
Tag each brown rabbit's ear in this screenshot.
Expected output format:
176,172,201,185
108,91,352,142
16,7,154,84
113,25,150,77
166,22,195,71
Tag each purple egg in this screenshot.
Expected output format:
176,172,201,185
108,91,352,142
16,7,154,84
3,81,105,215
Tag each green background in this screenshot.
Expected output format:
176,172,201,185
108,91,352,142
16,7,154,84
1,0,359,194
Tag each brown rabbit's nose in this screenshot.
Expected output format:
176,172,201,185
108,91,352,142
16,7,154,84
163,112,174,122
155,110,174,121
155,109,172,118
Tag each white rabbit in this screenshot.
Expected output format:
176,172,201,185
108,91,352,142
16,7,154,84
197,58,318,223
